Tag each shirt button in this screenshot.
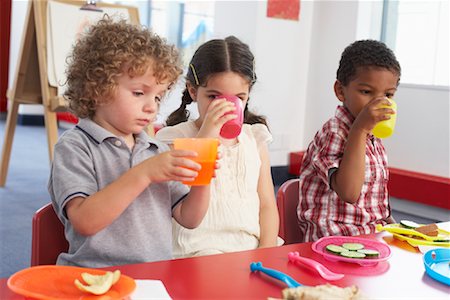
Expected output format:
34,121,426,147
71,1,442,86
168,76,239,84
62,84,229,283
114,140,122,147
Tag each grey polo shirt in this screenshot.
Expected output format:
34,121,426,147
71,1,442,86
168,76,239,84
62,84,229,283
48,118,189,267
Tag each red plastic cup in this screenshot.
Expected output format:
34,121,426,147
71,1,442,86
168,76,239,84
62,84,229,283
216,95,243,139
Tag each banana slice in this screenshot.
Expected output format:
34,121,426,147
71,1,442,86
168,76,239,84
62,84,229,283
74,270,120,295
81,270,121,285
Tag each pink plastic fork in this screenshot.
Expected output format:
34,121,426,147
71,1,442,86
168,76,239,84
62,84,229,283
288,251,344,281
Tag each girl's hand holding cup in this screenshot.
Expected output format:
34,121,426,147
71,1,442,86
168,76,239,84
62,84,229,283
197,97,238,139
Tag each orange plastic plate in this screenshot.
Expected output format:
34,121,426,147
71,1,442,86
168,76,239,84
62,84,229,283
7,265,136,300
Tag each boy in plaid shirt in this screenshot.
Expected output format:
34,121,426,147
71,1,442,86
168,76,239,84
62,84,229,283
298,40,400,242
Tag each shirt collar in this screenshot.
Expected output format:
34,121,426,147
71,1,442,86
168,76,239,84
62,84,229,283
335,105,355,128
76,118,159,148
76,118,114,143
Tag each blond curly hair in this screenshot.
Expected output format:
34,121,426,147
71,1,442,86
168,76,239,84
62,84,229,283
64,17,183,118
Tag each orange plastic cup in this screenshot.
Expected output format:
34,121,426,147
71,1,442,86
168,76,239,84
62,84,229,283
173,138,219,185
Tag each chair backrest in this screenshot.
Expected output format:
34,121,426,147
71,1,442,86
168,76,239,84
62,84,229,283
31,203,69,266
276,179,302,244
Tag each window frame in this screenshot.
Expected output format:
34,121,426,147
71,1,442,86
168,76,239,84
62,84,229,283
380,0,449,87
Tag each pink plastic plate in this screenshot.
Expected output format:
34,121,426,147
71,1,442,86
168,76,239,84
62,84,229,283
312,236,392,266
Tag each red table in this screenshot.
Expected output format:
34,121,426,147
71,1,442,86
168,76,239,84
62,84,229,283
1,233,449,299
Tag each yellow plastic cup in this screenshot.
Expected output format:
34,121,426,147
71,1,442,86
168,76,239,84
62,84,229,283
173,138,219,185
372,99,397,139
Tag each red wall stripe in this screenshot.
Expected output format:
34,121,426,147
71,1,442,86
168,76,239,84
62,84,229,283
388,167,450,210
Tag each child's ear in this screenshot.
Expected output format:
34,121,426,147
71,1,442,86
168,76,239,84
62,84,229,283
186,82,197,102
334,80,345,103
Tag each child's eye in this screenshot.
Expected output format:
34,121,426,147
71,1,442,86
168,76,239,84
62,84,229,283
132,91,144,97
155,96,162,104
208,95,217,100
360,90,371,95
386,92,395,98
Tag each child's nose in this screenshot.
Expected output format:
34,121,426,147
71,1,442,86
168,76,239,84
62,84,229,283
374,94,388,101
144,97,158,112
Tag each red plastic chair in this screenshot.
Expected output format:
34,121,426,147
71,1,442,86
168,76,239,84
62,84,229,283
31,203,69,266
276,179,303,244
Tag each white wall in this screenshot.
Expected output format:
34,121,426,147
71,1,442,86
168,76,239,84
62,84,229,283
8,0,450,178
213,1,313,166
213,0,450,178
383,84,450,177
303,1,359,145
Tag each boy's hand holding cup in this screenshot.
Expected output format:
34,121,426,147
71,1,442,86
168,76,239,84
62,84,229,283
372,98,397,138
173,138,219,185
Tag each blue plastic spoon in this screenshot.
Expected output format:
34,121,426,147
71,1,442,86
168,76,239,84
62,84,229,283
250,261,301,288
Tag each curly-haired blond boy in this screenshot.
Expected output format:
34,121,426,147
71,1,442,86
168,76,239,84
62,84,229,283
48,17,212,267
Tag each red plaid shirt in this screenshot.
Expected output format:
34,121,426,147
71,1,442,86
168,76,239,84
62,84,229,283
298,105,392,242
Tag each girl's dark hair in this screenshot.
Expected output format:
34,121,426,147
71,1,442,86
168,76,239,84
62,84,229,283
336,39,401,86
166,36,267,127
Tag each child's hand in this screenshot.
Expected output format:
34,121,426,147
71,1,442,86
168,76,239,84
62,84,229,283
353,98,395,135
212,149,222,178
144,149,202,183
197,98,237,138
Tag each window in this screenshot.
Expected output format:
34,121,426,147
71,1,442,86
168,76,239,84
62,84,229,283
179,2,214,65
381,1,449,86
105,0,214,66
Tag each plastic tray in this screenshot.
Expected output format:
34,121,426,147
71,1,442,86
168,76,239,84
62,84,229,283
312,236,392,266
377,223,450,247
392,232,450,247
423,248,450,286
7,265,136,300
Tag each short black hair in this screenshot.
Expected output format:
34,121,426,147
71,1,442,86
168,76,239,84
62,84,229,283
336,39,401,86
